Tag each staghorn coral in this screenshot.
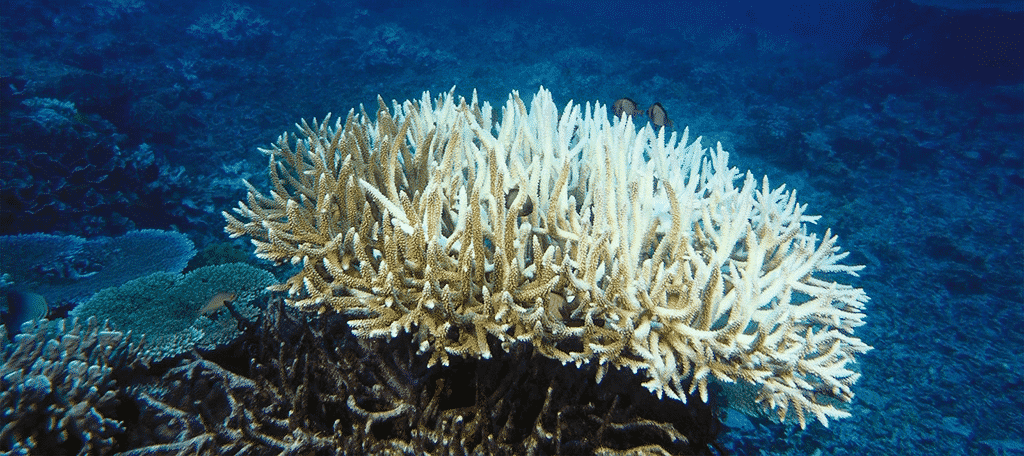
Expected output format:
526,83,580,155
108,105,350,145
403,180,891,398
0,317,148,455
225,87,872,428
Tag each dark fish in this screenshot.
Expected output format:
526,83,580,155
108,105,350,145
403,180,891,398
505,187,534,217
2,290,48,337
647,102,673,129
613,98,641,118
519,196,534,217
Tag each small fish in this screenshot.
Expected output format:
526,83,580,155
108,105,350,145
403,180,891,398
647,102,673,129
613,98,641,118
505,187,534,217
199,291,237,314
2,290,48,337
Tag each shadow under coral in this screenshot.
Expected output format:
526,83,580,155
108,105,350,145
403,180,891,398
114,297,726,455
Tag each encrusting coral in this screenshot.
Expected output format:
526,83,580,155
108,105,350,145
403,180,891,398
225,87,872,429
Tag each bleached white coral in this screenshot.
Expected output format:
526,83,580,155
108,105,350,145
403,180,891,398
225,87,871,428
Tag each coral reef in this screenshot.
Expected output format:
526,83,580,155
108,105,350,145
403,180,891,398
0,317,148,455
121,297,722,454
224,88,872,428
70,263,275,362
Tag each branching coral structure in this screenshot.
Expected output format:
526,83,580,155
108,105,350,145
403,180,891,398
0,317,149,455
224,87,872,428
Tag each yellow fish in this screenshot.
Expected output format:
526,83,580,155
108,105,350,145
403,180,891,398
199,291,237,314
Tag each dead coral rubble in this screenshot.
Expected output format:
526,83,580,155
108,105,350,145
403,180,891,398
120,297,724,455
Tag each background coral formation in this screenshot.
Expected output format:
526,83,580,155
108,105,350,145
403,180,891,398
225,88,871,428
0,98,196,236
0,230,195,308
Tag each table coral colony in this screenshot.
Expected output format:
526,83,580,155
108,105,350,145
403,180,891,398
224,87,871,430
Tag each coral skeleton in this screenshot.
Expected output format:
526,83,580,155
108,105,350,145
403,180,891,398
225,87,872,428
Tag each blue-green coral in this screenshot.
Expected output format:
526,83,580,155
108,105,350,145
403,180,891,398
70,263,275,361
0,230,196,306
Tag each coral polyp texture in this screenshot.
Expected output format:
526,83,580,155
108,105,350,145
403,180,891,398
224,87,872,429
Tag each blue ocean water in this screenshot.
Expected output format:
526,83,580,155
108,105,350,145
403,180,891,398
1,0,1021,454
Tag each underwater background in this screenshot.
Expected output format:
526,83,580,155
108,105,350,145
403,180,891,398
1,0,1021,454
